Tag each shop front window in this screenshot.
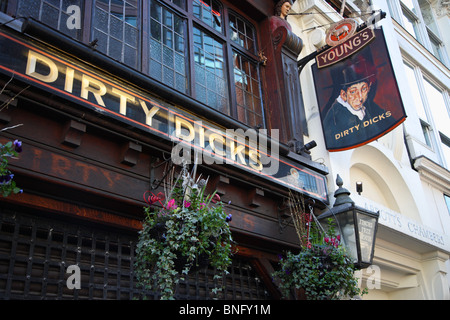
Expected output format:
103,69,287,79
233,52,263,128
93,0,139,69
149,1,187,93
6,0,265,128
15,0,83,40
193,26,228,114
193,0,222,33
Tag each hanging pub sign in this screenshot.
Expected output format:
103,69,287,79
0,28,329,203
312,26,406,152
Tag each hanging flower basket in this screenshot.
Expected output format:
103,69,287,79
146,220,213,273
272,191,367,300
134,164,234,300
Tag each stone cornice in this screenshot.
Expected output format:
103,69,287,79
413,156,450,193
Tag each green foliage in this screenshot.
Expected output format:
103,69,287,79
0,140,23,197
273,193,367,300
273,244,366,300
134,168,234,300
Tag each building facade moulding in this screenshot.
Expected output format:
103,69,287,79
413,155,450,193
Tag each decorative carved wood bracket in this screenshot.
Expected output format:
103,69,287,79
210,175,230,196
272,26,303,56
248,187,265,207
62,119,86,148
121,141,142,166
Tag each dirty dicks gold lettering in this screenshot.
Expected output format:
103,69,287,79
25,50,160,126
0,28,326,202
334,111,392,141
25,50,263,172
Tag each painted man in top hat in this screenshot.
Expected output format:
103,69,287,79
322,55,396,150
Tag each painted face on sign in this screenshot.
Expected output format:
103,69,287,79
340,81,371,111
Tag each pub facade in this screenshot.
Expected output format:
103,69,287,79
1,0,449,301
0,0,330,299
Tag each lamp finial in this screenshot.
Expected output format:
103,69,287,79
333,174,354,207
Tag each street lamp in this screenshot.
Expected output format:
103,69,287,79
356,181,363,195
318,175,379,269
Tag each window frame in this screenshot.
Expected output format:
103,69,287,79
142,0,266,128
427,28,445,63
444,194,450,216
399,2,421,41
226,9,264,128
389,0,449,66
420,119,433,148
91,0,141,69
5,0,266,128
187,0,265,127
404,59,450,168
144,1,189,94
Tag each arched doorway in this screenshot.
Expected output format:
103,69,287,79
349,145,420,221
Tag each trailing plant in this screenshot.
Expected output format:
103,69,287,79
0,139,23,197
0,77,25,197
134,163,234,300
272,191,366,300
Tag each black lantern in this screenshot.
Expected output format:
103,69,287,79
318,175,379,269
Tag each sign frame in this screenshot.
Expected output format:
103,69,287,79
312,27,407,152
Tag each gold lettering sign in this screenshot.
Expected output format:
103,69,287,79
0,30,329,203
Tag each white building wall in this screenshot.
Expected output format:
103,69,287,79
289,0,450,299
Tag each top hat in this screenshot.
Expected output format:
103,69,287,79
340,56,376,89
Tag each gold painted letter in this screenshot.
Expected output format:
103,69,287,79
111,87,135,116
138,99,160,126
175,116,195,142
81,74,107,107
26,50,58,83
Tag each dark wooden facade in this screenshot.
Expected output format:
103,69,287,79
0,0,328,300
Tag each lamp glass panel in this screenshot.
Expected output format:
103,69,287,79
356,212,376,263
334,211,358,264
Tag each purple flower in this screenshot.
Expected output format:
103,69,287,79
184,201,191,208
225,213,232,222
0,174,13,185
13,140,22,153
